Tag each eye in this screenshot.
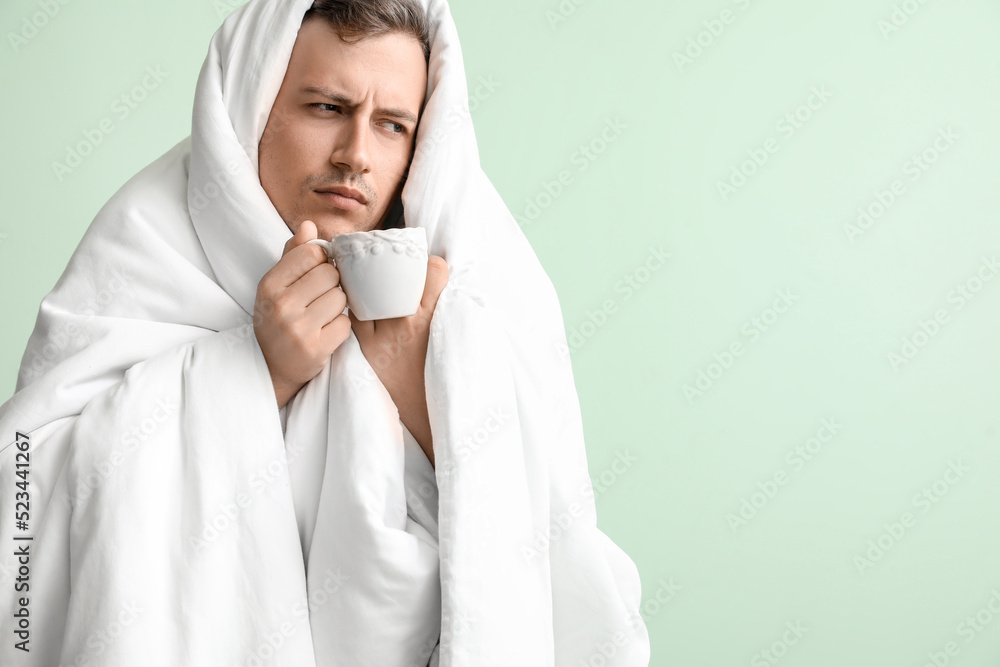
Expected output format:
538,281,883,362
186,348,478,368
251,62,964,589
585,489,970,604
310,104,406,135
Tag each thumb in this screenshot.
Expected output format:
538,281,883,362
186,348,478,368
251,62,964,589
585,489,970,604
283,219,318,256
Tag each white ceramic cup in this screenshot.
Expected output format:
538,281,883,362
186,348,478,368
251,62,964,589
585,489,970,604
306,227,428,321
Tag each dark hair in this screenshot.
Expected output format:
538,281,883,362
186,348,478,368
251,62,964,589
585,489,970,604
303,0,431,65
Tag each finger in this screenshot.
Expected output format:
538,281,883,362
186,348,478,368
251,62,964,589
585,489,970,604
282,219,317,257
419,255,450,313
303,284,348,330
271,242,329,289
319,312,352,350
285,262,341,310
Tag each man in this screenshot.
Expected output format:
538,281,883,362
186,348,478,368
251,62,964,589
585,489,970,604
253,3,447,468
0,0,650,665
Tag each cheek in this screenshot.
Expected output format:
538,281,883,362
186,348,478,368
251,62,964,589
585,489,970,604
261,118,325,172
377,144,413,184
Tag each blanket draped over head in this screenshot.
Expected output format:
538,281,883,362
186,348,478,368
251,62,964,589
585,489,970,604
0,0,649,664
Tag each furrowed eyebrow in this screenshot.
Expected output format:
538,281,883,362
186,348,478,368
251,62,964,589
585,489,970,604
301,85,418,125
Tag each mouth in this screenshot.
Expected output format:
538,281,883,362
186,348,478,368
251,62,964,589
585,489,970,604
315,186,367,211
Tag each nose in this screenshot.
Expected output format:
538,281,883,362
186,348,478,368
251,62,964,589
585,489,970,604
330,113,372,175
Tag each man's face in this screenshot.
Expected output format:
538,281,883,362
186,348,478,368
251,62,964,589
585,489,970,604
259,17,427,239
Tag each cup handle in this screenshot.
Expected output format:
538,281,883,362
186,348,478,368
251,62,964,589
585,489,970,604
305,238,336,265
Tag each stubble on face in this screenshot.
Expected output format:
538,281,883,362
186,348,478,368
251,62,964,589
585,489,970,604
257,18,427,239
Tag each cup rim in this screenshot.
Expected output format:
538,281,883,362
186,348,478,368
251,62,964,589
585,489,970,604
331,226,426,243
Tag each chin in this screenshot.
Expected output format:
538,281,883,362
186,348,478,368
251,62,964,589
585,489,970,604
312,216,377,239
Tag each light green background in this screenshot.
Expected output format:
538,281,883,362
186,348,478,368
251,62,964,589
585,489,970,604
3,0,1000,664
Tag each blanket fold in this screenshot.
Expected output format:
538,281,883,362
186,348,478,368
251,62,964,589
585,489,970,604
0,0,650,665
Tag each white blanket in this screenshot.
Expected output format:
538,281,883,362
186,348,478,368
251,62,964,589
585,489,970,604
0,0,650,664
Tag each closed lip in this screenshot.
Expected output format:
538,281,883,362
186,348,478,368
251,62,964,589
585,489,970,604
315,185,367,204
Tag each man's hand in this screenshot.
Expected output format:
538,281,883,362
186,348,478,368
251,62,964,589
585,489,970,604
254,220,351,409
349,255,449,468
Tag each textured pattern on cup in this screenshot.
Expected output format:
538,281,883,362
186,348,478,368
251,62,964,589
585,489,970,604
330,227,427,266
330,227,428,320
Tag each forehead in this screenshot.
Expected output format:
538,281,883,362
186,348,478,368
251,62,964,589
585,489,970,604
285,18,427,111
